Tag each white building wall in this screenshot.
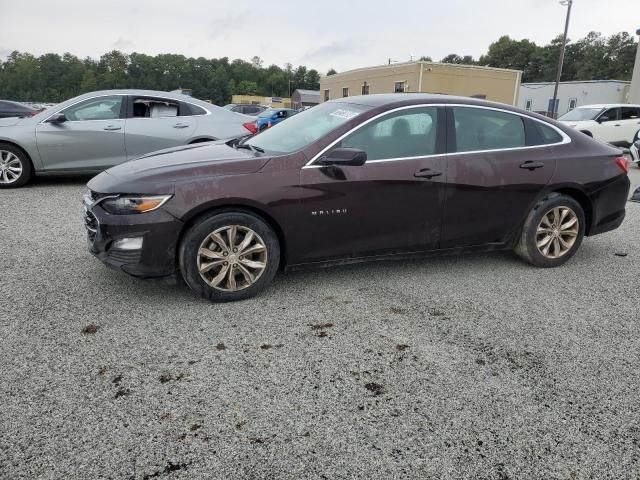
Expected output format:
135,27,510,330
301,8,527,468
630,29,640,103
518,81,630,116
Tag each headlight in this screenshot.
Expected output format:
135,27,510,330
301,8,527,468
101,195,172,215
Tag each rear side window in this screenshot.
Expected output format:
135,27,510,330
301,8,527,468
535,122,563,145
187,104,208,116
339,107,440,160
621,107,640,120
452,107,525,152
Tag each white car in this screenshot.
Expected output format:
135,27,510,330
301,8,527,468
558,104,640,148
630,129,640,164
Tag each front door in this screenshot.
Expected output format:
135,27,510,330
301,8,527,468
294,106,447,264
596,107,623,144
36,95,126,171
441,106,557,248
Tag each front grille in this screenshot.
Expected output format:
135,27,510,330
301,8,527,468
84,209,98,242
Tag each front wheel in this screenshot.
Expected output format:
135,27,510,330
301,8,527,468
179,211,280,302
515,193,586,268
0,144,32,188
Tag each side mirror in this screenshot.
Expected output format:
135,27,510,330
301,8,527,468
317,147,367,167
47,113,67,124
597,116,609,123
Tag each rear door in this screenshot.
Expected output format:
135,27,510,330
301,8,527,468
441,106,558,248
123,96,196,160
35,95,127,171
296,106,447,263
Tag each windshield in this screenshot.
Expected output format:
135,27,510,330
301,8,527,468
558,107,603,121
246,102,372,154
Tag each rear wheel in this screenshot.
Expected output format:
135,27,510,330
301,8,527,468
179,211,280,302
0,143,32,188
515,193,585,268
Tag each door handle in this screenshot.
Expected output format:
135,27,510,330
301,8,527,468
520,161,544,171
103,125,121,131
614,124,621,127
173,123,189,129
414,168,442,179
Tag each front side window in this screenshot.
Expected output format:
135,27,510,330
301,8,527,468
394,81,406,93
337,107,439,161
62,96,124,121
452,107,525,152
599,108,620,122
246,101,371,155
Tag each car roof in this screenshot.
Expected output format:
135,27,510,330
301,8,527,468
330,93,517,110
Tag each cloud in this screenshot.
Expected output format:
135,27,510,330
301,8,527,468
208,12,249,39
300,40,360,63
112,37,134,51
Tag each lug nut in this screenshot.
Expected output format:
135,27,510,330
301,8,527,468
233,248,238,253
223,251,228,256
223,261,228,266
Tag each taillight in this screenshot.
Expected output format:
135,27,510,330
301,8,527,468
243,122,257,134
31,111,38,116
615,156,629,174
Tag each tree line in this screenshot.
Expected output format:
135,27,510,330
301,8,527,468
427,31,637,83
0,52,322,104
0,31,636,104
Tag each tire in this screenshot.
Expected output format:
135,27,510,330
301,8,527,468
515,193,586,268
0,143,33,188
179,211,280,302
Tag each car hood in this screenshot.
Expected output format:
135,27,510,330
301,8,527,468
0,117,27,127
559,120,594,128
88,141,271,194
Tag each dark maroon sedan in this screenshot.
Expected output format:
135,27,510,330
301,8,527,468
84,94,630,301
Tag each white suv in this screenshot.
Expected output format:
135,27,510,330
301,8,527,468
558,104,640,148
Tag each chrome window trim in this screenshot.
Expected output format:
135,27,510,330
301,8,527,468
40,94,211,124
302,103,571,169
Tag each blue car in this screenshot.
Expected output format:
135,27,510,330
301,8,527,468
255,108,298,131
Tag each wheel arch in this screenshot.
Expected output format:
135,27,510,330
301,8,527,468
188,137,217,144
551,186,594,235
177,201,288,270
0,140,35,170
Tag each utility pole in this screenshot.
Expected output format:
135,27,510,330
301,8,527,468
550,0,573,118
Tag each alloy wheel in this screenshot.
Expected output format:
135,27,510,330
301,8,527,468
536,206,579,259
0,150,23,184
197,225,268,292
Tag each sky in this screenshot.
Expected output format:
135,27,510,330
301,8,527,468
0,0,637,73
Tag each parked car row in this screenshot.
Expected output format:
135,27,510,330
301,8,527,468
0,100,44,119
558,103,640,152
0,89,256,187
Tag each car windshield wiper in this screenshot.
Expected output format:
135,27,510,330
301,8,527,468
236,143,265,153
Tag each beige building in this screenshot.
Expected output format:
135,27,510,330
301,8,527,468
231,95,291,108
320,61,522,105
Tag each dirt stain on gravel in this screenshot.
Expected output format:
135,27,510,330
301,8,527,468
216,343,227,351
396,344,410,351
389,307,407,315
142,461,189,479
114,388,130,399
159,373,187,384
81,324,99,334
311,323,334,330
365,382,386,396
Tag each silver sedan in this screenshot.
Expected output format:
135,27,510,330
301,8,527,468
0,89,254,188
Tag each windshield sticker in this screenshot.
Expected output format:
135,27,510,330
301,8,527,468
330,109,360,120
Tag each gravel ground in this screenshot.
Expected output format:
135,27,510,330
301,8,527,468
1,167,639,480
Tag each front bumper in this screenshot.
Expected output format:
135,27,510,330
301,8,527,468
83,192,183,278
